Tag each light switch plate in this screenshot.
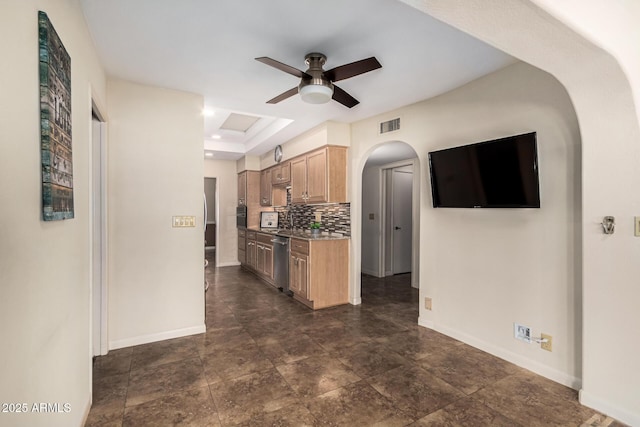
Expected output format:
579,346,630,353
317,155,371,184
315,212,322,222
635,217,640,237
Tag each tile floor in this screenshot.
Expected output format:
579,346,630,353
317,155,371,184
86,252,625,426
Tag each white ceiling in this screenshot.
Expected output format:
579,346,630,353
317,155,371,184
80,0,516,161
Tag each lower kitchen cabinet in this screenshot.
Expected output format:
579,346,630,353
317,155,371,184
289,238,348,309
251,232,274,283
242,231,273,284
289,251,308,300
246,233,257,269
237,229,246,264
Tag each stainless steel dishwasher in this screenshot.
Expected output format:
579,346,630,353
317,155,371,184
271,235,290,294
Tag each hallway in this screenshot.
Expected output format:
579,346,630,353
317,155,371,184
86,260,620,426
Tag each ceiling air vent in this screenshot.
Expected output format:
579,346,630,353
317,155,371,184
379,118,400,134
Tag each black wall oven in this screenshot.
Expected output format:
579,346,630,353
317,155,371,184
236,206,247,228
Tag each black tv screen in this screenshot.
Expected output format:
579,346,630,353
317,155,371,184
428,132,540,208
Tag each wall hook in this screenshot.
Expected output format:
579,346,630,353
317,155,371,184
602,216,615,234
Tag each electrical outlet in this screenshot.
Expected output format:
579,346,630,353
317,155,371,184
635,217,640,237
514,323,531,343
315,212,322,222
172,216,196,228
369,213,375,220
541,333,552,351
424,297,432,310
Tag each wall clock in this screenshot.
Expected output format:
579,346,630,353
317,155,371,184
274,145,283,163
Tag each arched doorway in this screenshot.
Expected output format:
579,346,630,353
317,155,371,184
359,141,420,305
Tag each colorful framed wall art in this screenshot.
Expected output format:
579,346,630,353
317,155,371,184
39,11,74,220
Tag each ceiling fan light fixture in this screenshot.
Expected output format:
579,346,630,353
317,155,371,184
299,83,334,104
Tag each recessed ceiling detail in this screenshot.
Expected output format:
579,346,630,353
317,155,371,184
220,113,260,133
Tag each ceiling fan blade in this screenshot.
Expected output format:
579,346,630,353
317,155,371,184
255,57,311,79
324,57,381,82
332,85,359,108
266,87,298,104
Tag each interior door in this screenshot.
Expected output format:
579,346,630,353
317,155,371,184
392,167,413,274
204,177,216,248
91,117,107,356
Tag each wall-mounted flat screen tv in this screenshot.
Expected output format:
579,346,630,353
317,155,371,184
428,132,540,208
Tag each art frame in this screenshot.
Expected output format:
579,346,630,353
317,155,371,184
39,11,74,221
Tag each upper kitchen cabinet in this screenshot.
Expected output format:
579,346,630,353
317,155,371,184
290,146,347,204
237,172,247,206
260,168,272,206
271,161,291,185
237,170,261,228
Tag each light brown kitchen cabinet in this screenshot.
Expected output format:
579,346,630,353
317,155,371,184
289,237,348,309
255,233,274,282
246,231,257,269
237,170,261,228
237,172,247,206
290,157,307,204
237,229,246,264
260,168,272,206
271,162,291,185
289,251,308,300
290,146,347,204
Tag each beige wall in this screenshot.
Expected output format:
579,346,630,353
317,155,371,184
107,79,205,349
351,62,582,388
260,121,351,170
0,1,106,426
204,159,240,266
399,1,640,424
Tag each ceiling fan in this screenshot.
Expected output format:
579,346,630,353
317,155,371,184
255,53,382,108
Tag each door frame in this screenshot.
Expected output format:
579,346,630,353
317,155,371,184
91,99,108,356
378,158,419,287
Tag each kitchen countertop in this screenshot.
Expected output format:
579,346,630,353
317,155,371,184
247,227,350,241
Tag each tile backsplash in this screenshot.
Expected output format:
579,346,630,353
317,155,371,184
272,189,351,236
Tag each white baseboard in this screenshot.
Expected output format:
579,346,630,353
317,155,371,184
350,297,362,305
217,261,241,267
361,267,380,277
418,316,434,329
580,389,640,427
109,324,206,350
430,323,581,390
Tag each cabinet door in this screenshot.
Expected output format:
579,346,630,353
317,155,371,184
247,241,256,269
290,157,307,204
289,253,301,294
271,162,291,184
280,162,291,182
289,252,309,299
237,172,246,205
260,169,272,206
263,244,273,279
297,254,309,300
306,149,327,203
256,243,265,273
238,236,246,257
